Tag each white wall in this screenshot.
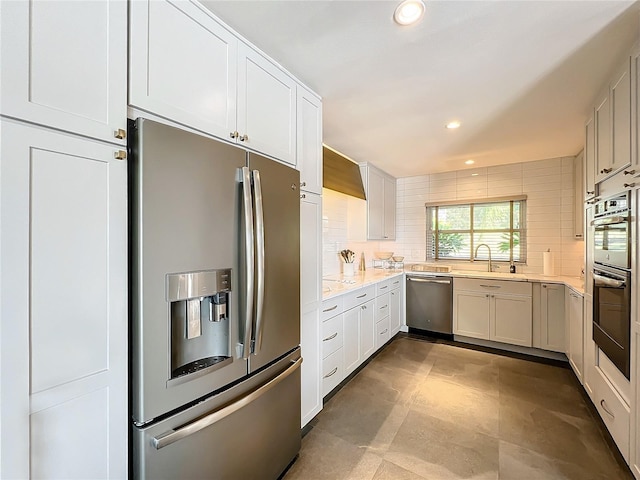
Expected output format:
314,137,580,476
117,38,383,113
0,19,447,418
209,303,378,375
323,156,584,277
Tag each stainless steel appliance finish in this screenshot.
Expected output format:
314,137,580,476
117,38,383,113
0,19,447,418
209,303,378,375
129,118,301,479
593,264,631,379
406,274,453,334
591,192,630,270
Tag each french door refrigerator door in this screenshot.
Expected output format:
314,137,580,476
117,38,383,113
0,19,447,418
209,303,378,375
246,153,301,372
133,350,302,480
130,118,249,424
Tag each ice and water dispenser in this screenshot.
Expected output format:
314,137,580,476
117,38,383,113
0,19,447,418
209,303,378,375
167,269,233,384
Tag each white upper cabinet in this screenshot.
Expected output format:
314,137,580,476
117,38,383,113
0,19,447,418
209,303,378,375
594,55,632,183
130,0,302,166
632,44,640,177
360,163,397,240
237,42,297,165
129,0,238,143
584,113,597,201
297,87,323,194
0,0,127,145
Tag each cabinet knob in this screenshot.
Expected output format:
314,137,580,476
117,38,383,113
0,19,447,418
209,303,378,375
300,194,306,199
587,191,595,195
300,181,307,187
230,131,239,139
542,285,547,288
239,134,248,142
114,128,126,139
624,183,636,188
114,150,127,160
624,170,636,176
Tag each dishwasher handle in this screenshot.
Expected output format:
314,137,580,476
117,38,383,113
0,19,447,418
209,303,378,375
407,277,451,285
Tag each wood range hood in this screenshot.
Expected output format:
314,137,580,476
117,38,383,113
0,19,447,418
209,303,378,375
322,146,366,200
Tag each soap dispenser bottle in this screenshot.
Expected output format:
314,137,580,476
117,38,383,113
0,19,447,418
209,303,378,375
509,261,516,274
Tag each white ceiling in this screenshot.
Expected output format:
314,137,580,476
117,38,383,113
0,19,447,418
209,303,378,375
202,0,640,178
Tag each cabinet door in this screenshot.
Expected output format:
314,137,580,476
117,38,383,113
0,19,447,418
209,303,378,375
584,113,597,200
540,284,565,352
454,291,490,339
129,0,237,142
595,92,612,183
632,46,640,175
568,291,584,381
491,295,532,347
343,308,360,377
1,120,127,478
359,300,376,363
611,59,632,174
390,288,402,335
237,42,297,165
1,0,127,145
383,176,397,240
300,193,322,314
375,317,390,351
583,294,596,396
297,87,323,194
301,310,322,427
367,168,385,239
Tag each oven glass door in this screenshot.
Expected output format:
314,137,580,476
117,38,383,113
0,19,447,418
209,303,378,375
592,266,630,379
593,218,629,269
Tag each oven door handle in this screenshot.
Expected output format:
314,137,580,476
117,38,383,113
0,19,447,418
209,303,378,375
593,272,625,288
590,215,627,226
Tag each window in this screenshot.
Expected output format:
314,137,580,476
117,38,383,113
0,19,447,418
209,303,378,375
426,197,526,262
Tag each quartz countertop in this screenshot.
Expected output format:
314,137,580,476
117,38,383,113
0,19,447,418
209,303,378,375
322,267,584,300
322,269,403,299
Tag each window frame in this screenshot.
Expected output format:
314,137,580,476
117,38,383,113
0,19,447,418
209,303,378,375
426,196,527,263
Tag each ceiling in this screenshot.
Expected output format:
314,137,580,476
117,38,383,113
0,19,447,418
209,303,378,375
202,1,640,178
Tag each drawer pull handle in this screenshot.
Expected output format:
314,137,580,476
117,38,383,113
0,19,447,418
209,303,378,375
379,285,388,290
324,367,338,378
380,305,388,309
380,329,388,335
480,284,501,288
600,399,615,418
323,305,338,312
356,294,367,299
361,305,367,310
323,332,338,342
624,170,636,176
624,183,635,188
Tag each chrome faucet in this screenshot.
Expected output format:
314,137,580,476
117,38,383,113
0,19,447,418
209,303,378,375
474,244,492,272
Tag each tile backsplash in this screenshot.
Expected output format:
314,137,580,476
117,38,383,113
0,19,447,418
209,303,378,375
322,156,584,277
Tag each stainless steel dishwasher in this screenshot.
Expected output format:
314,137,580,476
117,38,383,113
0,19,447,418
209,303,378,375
406,274,453,335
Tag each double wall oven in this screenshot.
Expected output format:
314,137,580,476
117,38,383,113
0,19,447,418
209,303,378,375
591,192,632,379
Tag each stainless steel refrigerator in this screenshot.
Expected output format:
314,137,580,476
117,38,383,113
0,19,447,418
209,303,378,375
129,118,301,479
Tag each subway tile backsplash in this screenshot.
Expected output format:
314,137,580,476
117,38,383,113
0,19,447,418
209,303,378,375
322,155,584,277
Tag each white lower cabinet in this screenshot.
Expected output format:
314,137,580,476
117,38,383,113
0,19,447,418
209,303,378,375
359,300,376,369
454,279,532,347
566,289,584,382
301,309,322,427
322,348,343,397
540,283,566,352
343,307,361,377
0,120,127,478
376,317,391,350
390,287,402,335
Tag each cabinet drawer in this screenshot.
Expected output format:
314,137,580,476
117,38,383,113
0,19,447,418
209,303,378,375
375,293,390,322
322,348,343,397
321,314,343,359
376,279,392,296
454,278,531,296
375,317,390,350
591,367,630,461
321,296,344,323
389,276,403,291
343,285,376,311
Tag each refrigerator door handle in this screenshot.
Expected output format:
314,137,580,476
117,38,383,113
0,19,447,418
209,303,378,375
252,170,265,354
241,167,255,359
152,357,303,449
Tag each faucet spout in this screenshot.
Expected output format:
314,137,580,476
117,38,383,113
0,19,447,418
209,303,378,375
474,244,492,272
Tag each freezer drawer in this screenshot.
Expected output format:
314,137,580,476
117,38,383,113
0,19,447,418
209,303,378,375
133,352,301,480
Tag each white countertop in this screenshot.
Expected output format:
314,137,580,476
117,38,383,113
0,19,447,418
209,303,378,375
322,268,584,300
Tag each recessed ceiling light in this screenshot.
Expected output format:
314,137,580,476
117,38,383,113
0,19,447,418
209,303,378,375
393,0,425,26
445,121,461,129
465,159,475,165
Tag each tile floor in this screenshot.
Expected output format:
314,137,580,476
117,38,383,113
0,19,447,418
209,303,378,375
284,335,632,480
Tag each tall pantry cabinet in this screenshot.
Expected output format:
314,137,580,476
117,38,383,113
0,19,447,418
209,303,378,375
0,1,128,478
